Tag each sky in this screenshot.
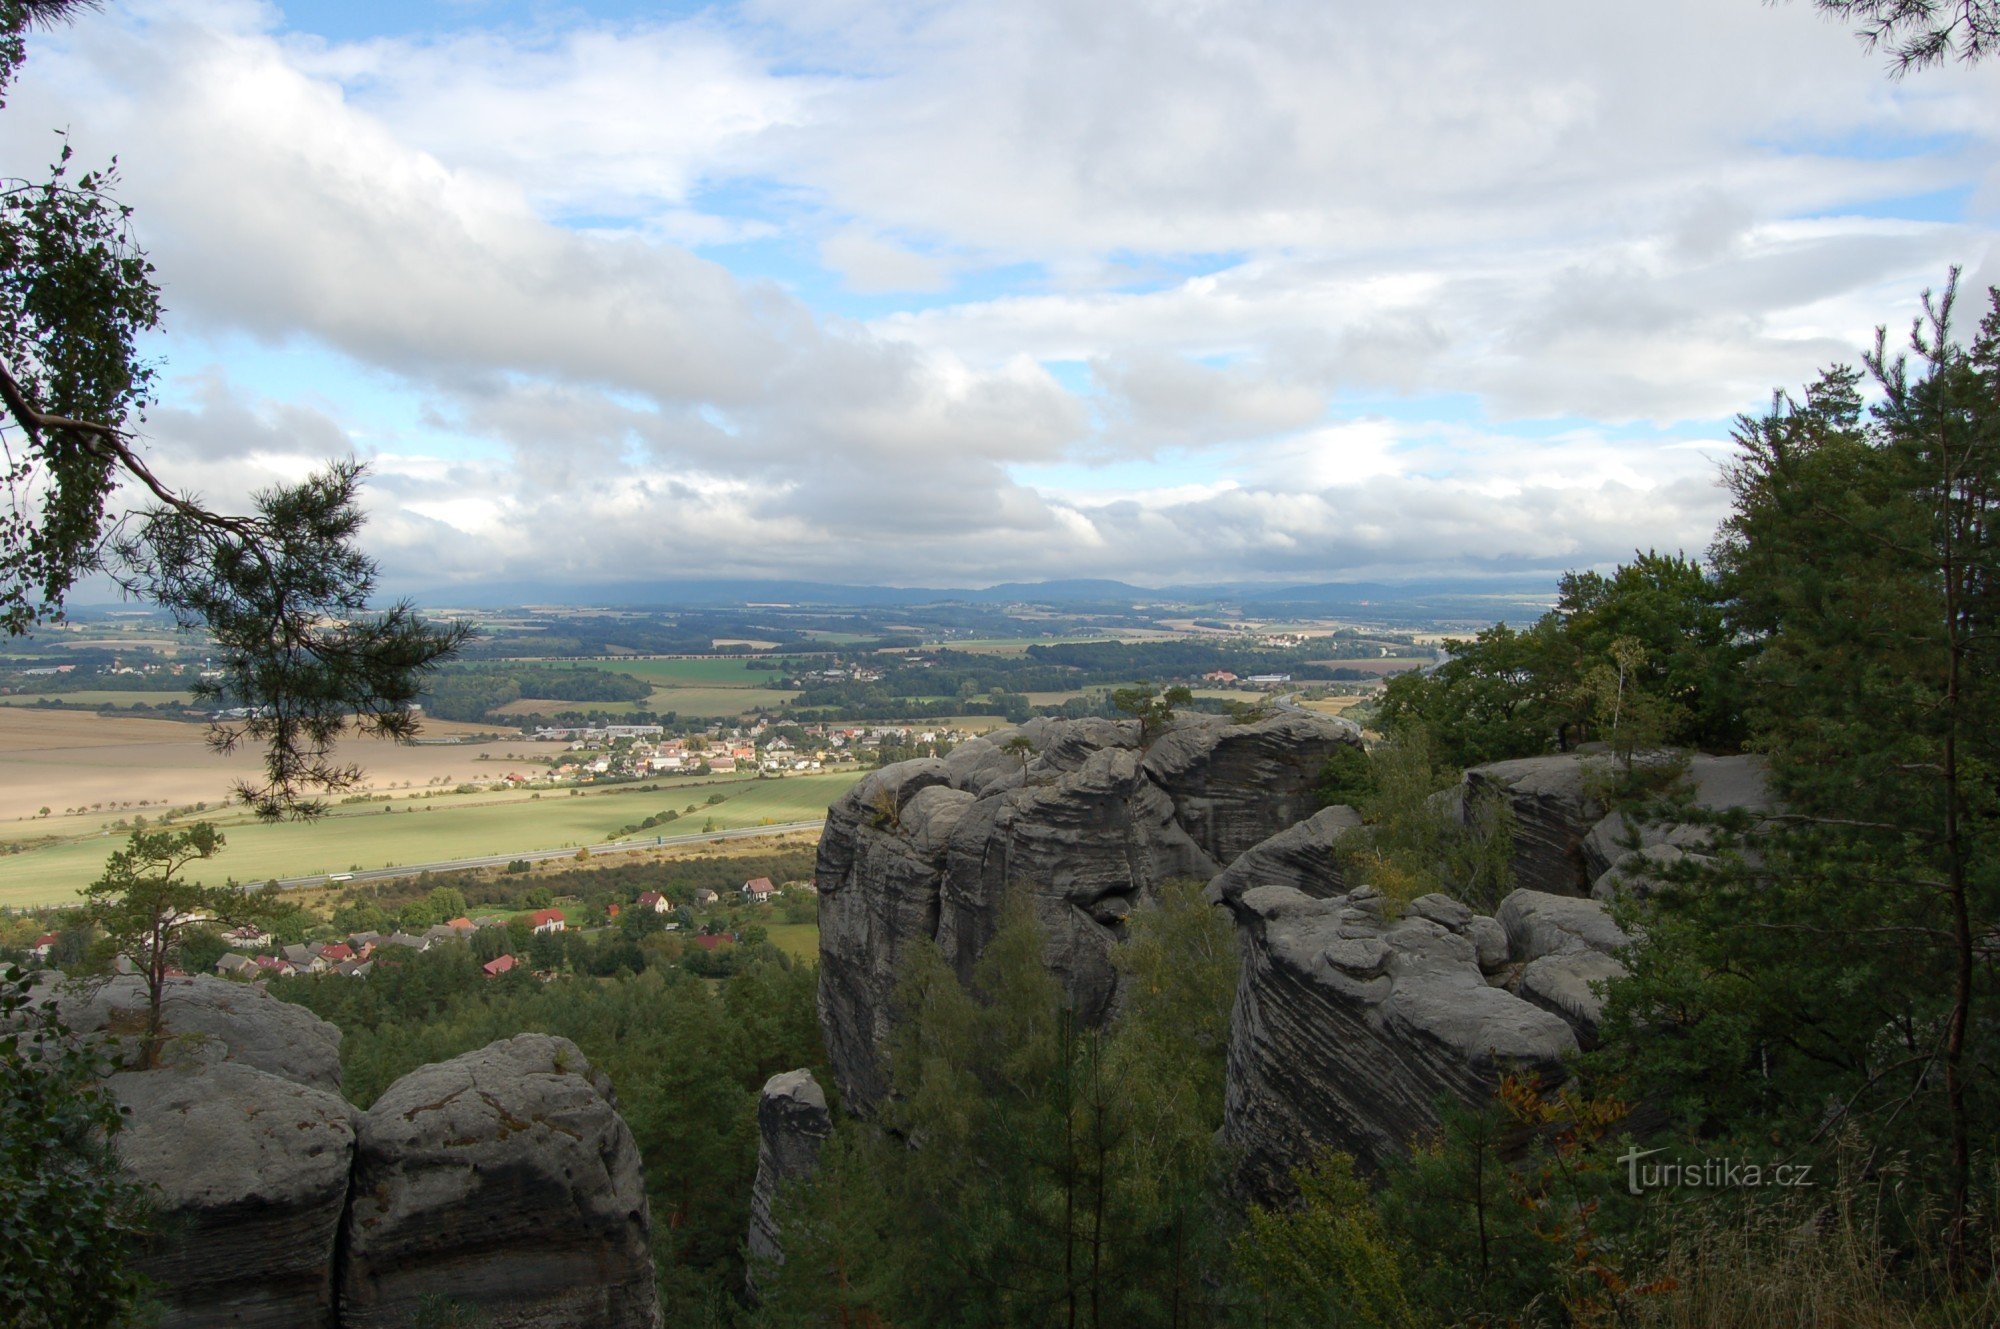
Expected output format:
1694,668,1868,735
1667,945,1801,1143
6,0,1998,595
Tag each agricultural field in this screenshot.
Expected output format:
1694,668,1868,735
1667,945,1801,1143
0,768,861,907
498,655,798,719
0,709,542,825
0,690,197,707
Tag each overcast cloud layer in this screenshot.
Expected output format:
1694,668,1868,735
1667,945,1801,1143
5,0,1997,594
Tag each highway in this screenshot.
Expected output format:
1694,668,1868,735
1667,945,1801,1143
266,819,824,890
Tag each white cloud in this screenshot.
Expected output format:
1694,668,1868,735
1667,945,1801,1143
2,0,1994,593
819,229,951,293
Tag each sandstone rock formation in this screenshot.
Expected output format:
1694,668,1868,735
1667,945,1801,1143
40,972,343,1092
50,973,665,1329
340,1033,660,1329
1219,881,1580,1199
1460,755,1610,896
1453,751,1771,898
109,1060,356,1328
747,1068,835,1296
817,711,1359,1111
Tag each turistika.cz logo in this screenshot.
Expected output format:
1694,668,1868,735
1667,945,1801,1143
1617,1147,1815,1196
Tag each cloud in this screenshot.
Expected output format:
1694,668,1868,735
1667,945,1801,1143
819,229,951,293
2,0,1994,595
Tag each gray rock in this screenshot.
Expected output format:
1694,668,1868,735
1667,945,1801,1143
937,745,1217,1024
1026,717,1141,776
1142,712,1360,864
1590,843,1714,901
1518,951,1628,1046
1496,889,1630,962
942,736,1028,798
41,973,342,1093
1221,884,1578,1200
340,1034,660,1329
1205,804,1364,906
1578,754,1771,882
747,1069,834,1296
1467,915,1510,972
1461,754,1610,896
816,767,967,1111
110,1061,356,1329
823,715,1353,1113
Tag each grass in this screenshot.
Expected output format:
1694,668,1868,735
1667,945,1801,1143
558,657,774,686
0,770,861,907
762,920,819,962
491,685,795,719
0,690,196,706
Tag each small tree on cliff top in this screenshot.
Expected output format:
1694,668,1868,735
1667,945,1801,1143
81,822,248,1068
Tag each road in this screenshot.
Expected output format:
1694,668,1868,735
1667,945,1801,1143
266,819,824,890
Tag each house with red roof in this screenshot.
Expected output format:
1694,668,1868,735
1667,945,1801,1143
636,890,671,913
529,908,566,934
482,954,517,977
319,943,355,965
694,934,731,951
740,876,778,901
30,933,59,960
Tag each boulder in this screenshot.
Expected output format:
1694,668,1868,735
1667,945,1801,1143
1461,754,1609,896
747,1069,835,1296
42,973,342,1093
816,713,1358,1114
1221,883,1578,1200
1578,753,1771,882
1590,843,1714,901
339,1034,659,1329
110,1061,356,1329
1205,804,1364,906
1518,951,1628,1046
1496,889,1629,962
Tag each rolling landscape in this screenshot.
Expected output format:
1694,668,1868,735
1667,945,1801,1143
5,1,1999,1327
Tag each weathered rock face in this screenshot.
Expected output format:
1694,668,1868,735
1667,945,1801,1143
1143,712,1353,864
41,973,343,1092
1460,754,1610,896
110,1061,356,1329
48,973,666,1328
747,1069,834,1297
818,712,1360,1112
340,1034,660,1329
1205,804,1364,906
1219,882,1579,1199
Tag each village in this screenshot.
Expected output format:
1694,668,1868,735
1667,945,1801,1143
511,721,978,786
21,872,807,984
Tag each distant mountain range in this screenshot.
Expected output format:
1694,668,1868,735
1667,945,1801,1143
389,574,1560,621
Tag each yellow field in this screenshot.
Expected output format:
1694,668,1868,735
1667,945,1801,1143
0,709,545,824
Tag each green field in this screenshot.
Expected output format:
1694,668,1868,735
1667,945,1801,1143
0,770,860,907
491,657,800,719
763,920,819,962
566,657,773,685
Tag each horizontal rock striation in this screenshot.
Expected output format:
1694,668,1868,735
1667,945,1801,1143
340,1033,660,1329
1220,882,1580,1200
62,978,665,1329
111,1061,357,1328
817,712,1359,1113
